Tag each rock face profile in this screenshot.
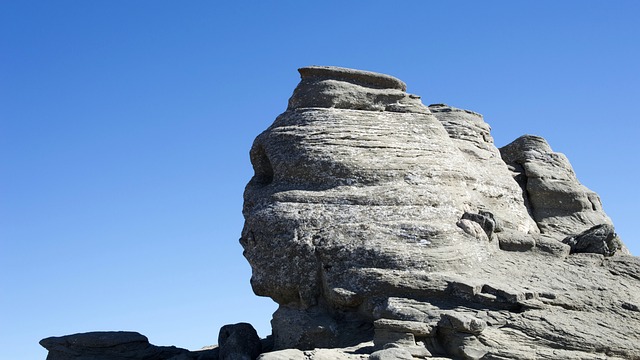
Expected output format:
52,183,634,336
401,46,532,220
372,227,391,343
241,66,640,359
41,66,639,360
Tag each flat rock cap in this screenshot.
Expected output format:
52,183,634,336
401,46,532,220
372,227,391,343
39,331,149,350
299,66,407,91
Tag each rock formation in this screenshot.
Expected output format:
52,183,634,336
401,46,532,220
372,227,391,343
39,331,219,360
41,66,640,360
241,66,640,359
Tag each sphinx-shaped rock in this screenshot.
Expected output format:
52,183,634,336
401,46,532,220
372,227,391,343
40,66,639,360
242,66,640,359
241,66,547,349
242,67,538,307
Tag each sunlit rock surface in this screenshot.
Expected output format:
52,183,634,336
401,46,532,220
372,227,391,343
242,66,640,359
39,66,639,360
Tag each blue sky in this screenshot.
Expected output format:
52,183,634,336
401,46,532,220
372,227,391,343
1,1,638,359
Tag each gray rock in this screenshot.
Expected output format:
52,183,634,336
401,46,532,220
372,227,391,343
496,230,536,252
461,211,497,239
39,331,195,360
288,66,427,114
242,66,537,321
373,319,434,337
40,65,640,360
256,348,305,360
562,223,623,256
438,313,486,335
270,305,372,350
368,347,414,360
499,134,627,251
240,66,640,359
218,323,262,360
311,348,363,360
256,346,370,360
373,329,415,350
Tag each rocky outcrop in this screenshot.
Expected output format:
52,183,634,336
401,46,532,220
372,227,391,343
501,135,608,236
39,331,219,360
40,66,639,360
241,66,640,359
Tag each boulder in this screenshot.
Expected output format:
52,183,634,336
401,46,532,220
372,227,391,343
368,348,414,360
563,223,623,256
218,323,262,360
257,349,305,360
38,331,196,360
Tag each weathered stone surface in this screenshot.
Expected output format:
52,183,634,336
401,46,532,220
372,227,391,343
240,66,640,359
256,348,305,360
374,319,434,337
438,313,486,335
270,304,373,350
288,66,427,114
256,344,371,360
218,323,261,360
241,67,543,349
368,347,413,360
40,65,640,360
38,331,208,360
499,135,623,244
563,223,623,256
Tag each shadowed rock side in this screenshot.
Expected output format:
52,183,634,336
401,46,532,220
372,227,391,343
242,66,640,359
40,66,639,360
39,332,219,360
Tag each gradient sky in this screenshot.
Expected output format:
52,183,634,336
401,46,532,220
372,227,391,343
1,1,639,359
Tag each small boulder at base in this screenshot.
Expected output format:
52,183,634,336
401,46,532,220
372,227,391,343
218,322,262,360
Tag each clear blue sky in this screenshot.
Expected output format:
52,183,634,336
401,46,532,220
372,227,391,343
1,1,638,359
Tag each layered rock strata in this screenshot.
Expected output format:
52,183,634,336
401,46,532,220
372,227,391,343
241,66,640,359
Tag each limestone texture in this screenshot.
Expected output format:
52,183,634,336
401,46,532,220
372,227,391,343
40,66,640,360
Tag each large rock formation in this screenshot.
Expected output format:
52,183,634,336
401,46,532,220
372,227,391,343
241,66,640,359
40,66,639,360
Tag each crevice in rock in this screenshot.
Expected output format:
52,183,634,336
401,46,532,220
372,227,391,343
250,144,274,187
511,162,535,220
